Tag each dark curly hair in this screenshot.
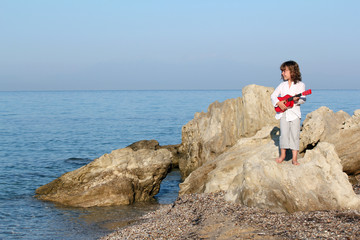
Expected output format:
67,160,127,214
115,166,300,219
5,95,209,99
280,60,302,84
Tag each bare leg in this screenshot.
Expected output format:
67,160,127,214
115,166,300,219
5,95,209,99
276,148,286,163
292,150,300,165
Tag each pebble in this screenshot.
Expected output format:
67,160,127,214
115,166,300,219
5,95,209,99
101,176,360,240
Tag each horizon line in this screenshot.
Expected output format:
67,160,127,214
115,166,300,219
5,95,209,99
1,88,360,93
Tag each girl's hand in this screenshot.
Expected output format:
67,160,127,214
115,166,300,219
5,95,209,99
293,97,300,102
277,100,287,111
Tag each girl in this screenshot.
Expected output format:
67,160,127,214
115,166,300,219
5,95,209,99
271,60,306,165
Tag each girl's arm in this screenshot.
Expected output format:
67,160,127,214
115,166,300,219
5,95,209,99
271,84,288,111
271,84,282,107
295,83,306,105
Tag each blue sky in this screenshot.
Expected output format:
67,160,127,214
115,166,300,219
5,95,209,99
1,0,359,91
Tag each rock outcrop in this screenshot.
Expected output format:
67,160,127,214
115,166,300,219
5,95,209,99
179,126,360,213
179,126,279,195
225,141,360,212
179,84,278,179
36,84,360,213
36,140,172,207
300,107,360,175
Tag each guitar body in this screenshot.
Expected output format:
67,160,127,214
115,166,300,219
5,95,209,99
274,95,294,112
274,89,312,113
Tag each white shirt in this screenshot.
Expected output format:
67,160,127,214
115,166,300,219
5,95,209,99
271,81,306,121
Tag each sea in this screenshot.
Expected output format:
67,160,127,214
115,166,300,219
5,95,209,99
1,89,359,240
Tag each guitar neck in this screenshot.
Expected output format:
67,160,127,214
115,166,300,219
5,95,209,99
288,93,302,102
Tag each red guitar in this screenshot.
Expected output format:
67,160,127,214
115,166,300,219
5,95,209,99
275,89,312,113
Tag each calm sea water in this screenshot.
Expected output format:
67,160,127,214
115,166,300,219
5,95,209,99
0,89,359,240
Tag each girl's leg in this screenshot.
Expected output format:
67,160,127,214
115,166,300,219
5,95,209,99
277,115,290,163
292,149,299,165
276,148,286,163
279,115,290,149
289,118,301,165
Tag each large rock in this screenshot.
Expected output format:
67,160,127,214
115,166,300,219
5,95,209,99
36,140,172,207
300,107,360,175
179,85,278,179
225,141,360,212
179,127,360,213
179,126,279,195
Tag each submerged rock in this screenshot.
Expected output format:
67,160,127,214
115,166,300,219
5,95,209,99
35,140,172,207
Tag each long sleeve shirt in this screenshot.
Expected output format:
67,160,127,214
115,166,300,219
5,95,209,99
270,81,306,121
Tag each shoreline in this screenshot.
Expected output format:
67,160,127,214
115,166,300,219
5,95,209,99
101,178,360,240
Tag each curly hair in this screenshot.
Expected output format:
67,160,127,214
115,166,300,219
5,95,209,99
280,60,302,84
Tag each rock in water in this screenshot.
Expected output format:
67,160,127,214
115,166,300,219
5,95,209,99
35,140,172,207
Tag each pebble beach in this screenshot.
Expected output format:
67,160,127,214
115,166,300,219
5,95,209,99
101,176,360,240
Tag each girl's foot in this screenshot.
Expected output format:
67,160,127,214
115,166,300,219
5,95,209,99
292,160,300,165
276,157,284,163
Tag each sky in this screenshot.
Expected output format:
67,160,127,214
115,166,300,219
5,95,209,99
1,0,359,91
